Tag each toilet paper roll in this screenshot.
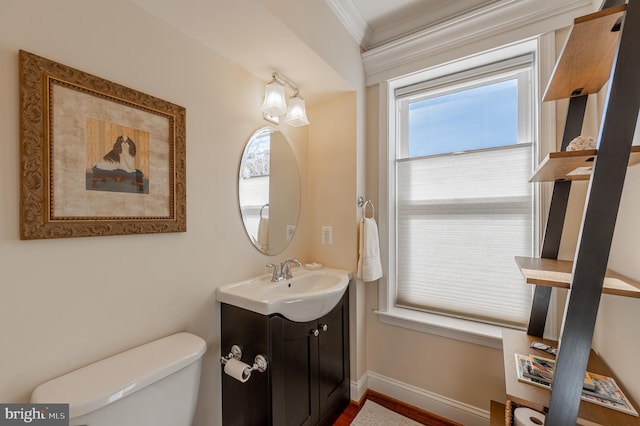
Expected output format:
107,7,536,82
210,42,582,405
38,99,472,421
514,407,545,426
224,358,252,383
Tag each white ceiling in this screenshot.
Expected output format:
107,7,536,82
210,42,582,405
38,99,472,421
131,0,353,105
131,0,500,104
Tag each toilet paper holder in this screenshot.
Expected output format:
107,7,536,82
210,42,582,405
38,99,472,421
220,344,268,373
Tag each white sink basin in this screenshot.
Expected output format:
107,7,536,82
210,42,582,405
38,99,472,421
216,268,351,322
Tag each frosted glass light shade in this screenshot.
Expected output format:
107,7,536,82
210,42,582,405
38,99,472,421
285,95,309,127
261,80,287,116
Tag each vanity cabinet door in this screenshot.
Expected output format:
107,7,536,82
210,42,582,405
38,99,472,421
270,316,319,426
317,291,350,426
268,289,350,426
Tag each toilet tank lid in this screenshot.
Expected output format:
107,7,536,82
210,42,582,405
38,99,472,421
31,332,206,419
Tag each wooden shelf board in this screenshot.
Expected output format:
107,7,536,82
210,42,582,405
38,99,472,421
543,5,626,101
502,329,640,425
529,146,640,182
490,400,506,426
514,256,640,298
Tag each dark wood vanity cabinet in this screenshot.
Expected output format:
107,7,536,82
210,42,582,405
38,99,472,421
221,289,350,426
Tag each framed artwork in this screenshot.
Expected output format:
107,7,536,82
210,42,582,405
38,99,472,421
19,50,186,239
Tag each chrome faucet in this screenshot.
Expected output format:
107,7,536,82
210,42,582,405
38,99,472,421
266,263,281,282
281,258,302,279
266,258,302,282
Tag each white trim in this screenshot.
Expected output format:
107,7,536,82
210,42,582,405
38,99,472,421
350,373,369,402
378,80,393,314
388,38,538,98
362,0,593,84
367,1,498,51
325,0,500,51
374,77,393,338
375,308,504,350
536,31,560,341
537,32,557,243
365,371,490,426
324,0,371,47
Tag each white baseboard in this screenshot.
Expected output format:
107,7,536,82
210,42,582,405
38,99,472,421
352,371,490,426
350,373,369,402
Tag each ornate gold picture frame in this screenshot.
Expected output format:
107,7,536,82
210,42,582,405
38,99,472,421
19,50,186,239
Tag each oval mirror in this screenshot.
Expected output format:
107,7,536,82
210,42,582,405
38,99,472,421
238,127,300,255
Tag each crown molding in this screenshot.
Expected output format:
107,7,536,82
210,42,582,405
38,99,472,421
367,1,498,49
324,0,371,48
362,0,593,84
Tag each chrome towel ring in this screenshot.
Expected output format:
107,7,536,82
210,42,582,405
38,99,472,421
357,196,375,219
259,203,269,219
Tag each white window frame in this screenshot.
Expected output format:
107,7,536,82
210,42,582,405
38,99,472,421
375,36,558,349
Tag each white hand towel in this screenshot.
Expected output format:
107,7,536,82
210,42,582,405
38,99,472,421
257,217,269,251
357,217,383,282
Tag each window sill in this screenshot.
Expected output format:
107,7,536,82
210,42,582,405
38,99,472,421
375,307,512,349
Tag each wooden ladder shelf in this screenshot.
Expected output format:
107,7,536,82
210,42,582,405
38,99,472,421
498,1,640,425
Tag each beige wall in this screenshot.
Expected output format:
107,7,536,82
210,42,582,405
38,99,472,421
0,2,315,425
366,286,506,408
307,93,367,380
307,93,358,272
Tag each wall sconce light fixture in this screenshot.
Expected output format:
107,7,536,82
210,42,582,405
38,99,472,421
261,72,309,127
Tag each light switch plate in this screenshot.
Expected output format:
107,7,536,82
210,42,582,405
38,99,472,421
322,226,333,245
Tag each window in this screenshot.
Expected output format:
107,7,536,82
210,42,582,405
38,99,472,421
404,78,520,157
382,45,538,339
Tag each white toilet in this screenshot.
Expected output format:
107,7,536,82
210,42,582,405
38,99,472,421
31,332,206,426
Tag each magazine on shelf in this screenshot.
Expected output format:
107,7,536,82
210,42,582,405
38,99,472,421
529,354,555,380
519,354,595,391
515,354,638,417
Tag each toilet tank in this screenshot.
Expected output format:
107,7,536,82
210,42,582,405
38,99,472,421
31,332,206,426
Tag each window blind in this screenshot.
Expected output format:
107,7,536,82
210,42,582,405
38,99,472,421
395,145,533,328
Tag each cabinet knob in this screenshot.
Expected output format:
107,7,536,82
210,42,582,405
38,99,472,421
320,324,328,332
311,329,319,337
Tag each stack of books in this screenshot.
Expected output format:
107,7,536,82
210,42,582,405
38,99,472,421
514,353,638,416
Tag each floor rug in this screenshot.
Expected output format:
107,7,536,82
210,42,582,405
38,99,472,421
351,400,423,425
